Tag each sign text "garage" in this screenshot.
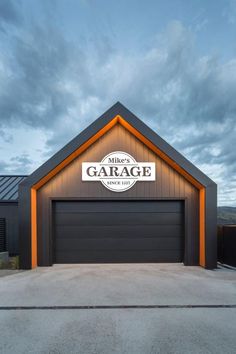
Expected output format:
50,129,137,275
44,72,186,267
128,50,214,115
82,151,155,192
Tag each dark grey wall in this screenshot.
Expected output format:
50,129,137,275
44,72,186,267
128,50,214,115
0,202,19,255
37,124,199,266
205,183,217,269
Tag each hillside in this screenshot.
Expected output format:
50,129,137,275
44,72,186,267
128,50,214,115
218,206,236,225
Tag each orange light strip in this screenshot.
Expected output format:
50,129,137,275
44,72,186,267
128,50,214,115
199,188,206,267
117,115,206,266
30,114,206,268
31,188,37,268
117,115,203,189
33,117,118,190
30,117,118,267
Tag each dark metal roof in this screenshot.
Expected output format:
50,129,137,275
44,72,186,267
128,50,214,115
21,102,216,188
0,176,28,201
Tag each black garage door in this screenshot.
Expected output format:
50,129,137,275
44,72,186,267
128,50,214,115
53,201,184,263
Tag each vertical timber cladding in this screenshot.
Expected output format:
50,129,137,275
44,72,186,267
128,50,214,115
37,123,199,266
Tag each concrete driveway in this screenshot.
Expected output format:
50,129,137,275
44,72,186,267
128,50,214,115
0,264,236,353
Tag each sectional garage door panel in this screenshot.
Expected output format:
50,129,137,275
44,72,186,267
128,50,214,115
56,212,182,226
55,225,183,239
53,201,184,263
54,201,183,213
56,237,183,251
55,250,182,263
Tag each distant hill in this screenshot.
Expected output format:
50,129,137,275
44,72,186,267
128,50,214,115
218,206,236,225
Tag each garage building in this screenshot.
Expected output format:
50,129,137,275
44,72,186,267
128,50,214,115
18,102,217,269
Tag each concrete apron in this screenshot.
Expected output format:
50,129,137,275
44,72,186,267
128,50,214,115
0,263,236,307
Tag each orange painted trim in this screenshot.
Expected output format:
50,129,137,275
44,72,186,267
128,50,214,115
30,117,118,267
33,117,118,190
199,188,206,267
117,116,203,189
31,188,37,268
30,114,206,268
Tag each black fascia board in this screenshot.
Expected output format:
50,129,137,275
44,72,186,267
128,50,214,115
21,101,216,188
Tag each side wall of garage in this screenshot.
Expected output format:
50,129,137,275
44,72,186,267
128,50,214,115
0,202,19,255
37,123,199,266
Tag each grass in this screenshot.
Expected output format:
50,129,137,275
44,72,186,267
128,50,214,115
0,256,19,270
218,206,236,225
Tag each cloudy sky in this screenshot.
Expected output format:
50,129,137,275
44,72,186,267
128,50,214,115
0,0,236,206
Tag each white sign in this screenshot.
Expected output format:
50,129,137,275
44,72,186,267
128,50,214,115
82,151,155,192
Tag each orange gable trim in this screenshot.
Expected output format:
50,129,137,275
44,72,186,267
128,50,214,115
30,115,205,268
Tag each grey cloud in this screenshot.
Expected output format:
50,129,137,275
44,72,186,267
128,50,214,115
0,153,32,174
0,160,9,172
0,26,76,129
0,0,21,30
0,16,236,205
0,129,13,143
223,0,236,24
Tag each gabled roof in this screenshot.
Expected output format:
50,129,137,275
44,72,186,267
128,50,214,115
0,176,28,201
21,102,216,189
